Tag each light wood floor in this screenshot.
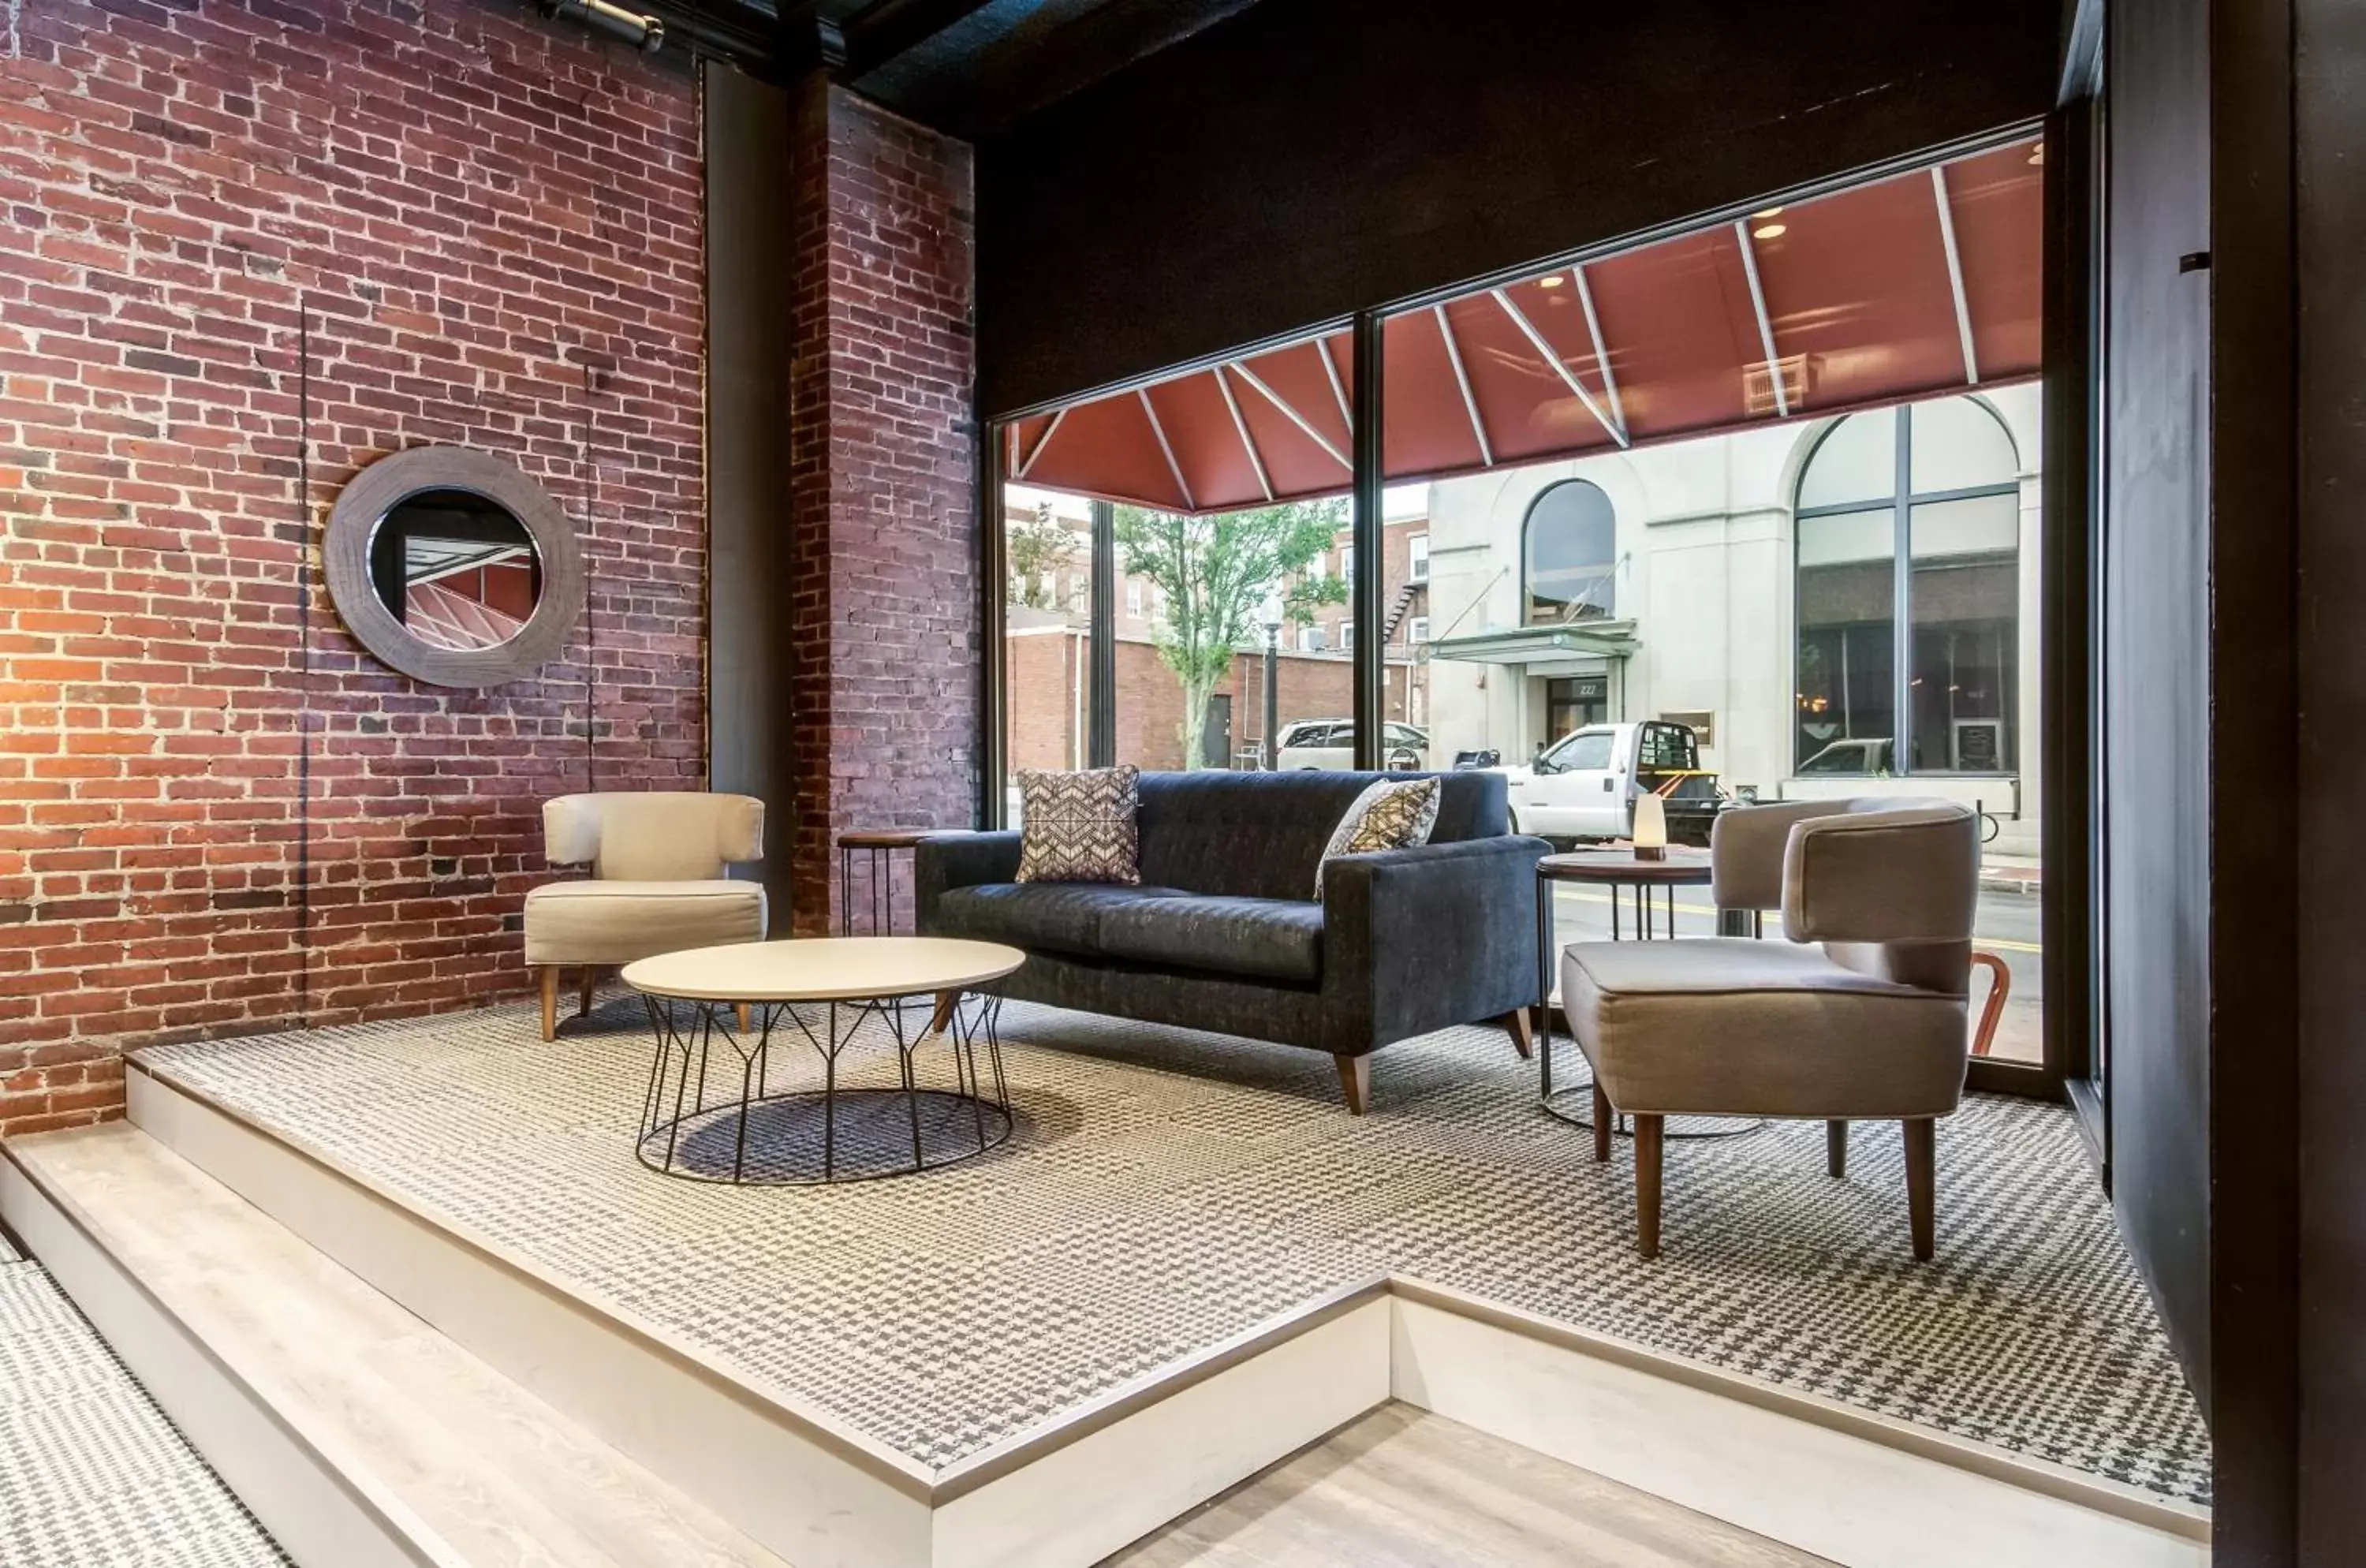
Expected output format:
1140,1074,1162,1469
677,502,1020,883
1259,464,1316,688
1100,1402,1834,1568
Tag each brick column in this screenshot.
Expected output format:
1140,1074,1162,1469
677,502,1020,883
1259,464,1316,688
785,80,978,935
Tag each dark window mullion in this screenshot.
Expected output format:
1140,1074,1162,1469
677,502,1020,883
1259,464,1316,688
1894,404,1916,777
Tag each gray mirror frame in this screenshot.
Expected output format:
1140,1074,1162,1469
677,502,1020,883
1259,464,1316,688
323,446,584,689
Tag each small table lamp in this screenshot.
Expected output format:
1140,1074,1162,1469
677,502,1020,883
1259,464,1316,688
1632,790,1668,862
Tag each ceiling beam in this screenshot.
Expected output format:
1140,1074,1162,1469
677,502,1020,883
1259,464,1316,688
838,0,1002,78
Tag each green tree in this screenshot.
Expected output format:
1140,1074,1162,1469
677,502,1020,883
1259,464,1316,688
1006,502,1081,611
1115,499,1348,768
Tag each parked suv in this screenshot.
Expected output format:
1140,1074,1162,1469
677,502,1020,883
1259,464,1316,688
1274,719,1428,771
1499,720,1720,848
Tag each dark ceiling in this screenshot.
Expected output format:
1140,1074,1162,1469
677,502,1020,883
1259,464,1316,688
635,0,1266,140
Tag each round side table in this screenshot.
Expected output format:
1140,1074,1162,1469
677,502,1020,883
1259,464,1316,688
838,829,931,935
1534,849,1757,1140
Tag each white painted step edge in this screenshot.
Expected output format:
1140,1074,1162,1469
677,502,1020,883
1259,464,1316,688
0,1144,461,1568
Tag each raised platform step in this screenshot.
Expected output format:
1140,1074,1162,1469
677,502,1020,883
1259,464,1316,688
46,1055,2210,1568
0,1122,788,1568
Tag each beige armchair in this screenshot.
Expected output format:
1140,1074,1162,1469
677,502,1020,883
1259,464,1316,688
524,793,767,1040
1561,797,1978,1260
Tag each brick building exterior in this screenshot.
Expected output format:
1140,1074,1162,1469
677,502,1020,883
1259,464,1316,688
0,0,706,1134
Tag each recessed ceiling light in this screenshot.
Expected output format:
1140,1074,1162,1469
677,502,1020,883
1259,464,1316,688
1753,223,1787,241
1752,207,1784,220
1538,276,1564,289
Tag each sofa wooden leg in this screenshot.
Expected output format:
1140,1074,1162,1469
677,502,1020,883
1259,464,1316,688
1592,1085,1612,1163
1903,1118,1935,1261
1498,1008,1535,1061
1335,1053,1370,1116
577,966,598,1018
929,990,961,1036
737,1003,752,1033
1634,1114,1664,1260
537,966,559,1042
1827,1119,1849,1178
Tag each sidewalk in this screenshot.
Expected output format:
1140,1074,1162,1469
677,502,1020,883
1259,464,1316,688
1981,852,2042,895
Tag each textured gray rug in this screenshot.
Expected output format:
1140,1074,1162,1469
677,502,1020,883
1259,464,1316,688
0,1259,289,1568
141,994,2211,1504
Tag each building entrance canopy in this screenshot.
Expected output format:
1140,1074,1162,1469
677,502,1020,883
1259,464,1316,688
1003,139,2041,515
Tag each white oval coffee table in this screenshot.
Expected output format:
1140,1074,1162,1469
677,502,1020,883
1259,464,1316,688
622,937,1024,1185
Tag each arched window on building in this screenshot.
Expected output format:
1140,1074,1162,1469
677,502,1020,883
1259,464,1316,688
1794,397,2021,774
1523,480,1617,625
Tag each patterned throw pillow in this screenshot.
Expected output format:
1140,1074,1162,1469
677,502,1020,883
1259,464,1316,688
1313,775,1443,898
1015,765,1143,884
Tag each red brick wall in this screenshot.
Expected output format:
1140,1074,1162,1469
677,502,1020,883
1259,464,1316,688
786,78,976,935
0,0,705,1135
1006,627,1084,773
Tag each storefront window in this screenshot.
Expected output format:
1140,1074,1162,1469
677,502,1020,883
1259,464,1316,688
1793,398,2020,773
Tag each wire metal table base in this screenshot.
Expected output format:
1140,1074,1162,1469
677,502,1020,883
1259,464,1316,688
636,988,1011,1185
1535,864,1765,1143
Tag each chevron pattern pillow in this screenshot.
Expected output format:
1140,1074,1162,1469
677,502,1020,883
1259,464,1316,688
1313,775,1442,899
1015,765,1143,884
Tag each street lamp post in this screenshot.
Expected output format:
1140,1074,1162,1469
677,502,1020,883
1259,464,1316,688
1258,592,1285,770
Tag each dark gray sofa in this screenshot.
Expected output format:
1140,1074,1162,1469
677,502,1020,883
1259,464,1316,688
916,770,1547,1112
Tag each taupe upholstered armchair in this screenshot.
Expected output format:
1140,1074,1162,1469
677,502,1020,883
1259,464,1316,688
1561,797,1979,1260
523,793,766,1040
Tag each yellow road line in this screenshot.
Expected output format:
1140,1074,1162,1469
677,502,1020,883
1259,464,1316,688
1550,888,2043,954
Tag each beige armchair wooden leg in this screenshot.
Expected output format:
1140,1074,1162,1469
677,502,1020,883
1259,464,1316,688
1633,1114,1664,1260
537,966,559,1042
1592,1085,1612,1163
928,990,961,1036
1497,1008,1535,1061
577,966,597,1018
737,1003,752,1032
1334,1053,1370,1116
1827,1119,1849,1178
1903,1119,1936,1261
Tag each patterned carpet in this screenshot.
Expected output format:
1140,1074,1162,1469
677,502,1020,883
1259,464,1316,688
0,1254,289,1567
140,994,2212,1504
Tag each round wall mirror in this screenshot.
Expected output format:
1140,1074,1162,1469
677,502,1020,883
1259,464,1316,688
325,447,582,687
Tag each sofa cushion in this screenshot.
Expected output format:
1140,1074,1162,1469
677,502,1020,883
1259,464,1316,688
929,883,1187,959
1134,770,1506,902
1098,895,1326,983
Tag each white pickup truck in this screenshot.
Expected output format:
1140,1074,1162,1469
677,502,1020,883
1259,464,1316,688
1499,719,1720,849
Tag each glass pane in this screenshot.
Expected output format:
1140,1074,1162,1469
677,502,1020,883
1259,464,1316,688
1909,396,2019,495
1524,480,1617,625
1796,510,1896,771
1547,730,1612,771
1907,495,2018,772
1002,483,1094,821
1797,407,1897,510
1103,497,1359,773
1797,507,1893,566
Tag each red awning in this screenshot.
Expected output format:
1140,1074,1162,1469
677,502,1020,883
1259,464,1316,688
1005,138,2042,513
